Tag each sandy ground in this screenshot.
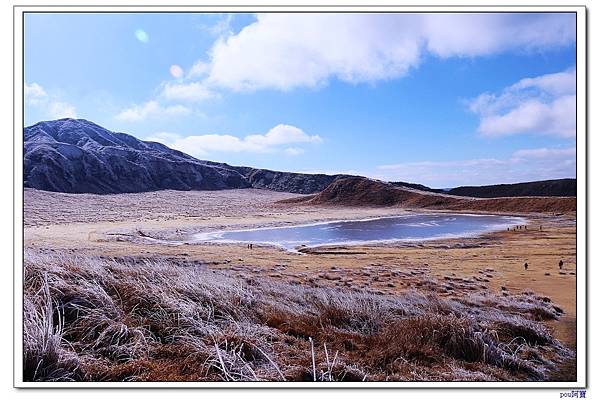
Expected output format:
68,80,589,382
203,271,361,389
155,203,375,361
24,188,577,354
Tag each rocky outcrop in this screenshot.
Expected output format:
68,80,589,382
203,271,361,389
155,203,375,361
242,168,342,194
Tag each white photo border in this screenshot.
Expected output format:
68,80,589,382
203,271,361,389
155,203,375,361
13,3,587,389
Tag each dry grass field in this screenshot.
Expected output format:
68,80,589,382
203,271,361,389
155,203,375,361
24,251,572,382
22,188,578,382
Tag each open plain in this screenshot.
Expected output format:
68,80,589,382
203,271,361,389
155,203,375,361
23,187,577,382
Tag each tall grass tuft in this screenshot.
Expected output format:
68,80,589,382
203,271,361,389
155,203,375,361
23,274,82,381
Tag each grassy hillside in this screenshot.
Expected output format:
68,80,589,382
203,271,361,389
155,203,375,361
285,177,576,213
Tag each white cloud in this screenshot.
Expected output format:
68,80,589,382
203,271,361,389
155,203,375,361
119,80,216,123
187,61,210,79
145,132,182,144
123,13,574,125
146,124,322,157
423,13,575,58
245,124,322,147
161,81,216,102
208,14,234,37
115,100,191,122
203,14,422,91
47,101,77,119
379,159,505,170
24,82,77,119
24,82,47,105
376,146,575,187
297,168,364,176
469,68,576,138
512,146,576,159
186,13,574,91
510,69,576,96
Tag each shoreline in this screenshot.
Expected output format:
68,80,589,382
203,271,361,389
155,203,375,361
189,213,528,253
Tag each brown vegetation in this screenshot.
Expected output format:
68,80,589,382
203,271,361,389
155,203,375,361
24,250,573,382
282,177,576,213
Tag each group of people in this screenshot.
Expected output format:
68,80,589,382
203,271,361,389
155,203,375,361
524,259,564,270
507,225,544,231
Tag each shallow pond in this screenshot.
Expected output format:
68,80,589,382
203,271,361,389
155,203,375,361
194,213,527,251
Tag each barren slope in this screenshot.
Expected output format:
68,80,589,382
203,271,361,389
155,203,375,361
283,177,576,214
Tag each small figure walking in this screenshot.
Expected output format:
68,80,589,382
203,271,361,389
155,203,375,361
559,259,564,270
524,262,528,271
250,243,253,250
540,225,543,231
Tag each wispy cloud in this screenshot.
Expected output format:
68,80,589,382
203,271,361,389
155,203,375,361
160,81,216,102
468,68,575,138
423,13,575,58
24,82,47,105
115,100,191,122
46,102,77,119
512,147,576,159
377,146,575,187
24,82,77,119
114,78,214,124
207,13,235,37
146,124,322,157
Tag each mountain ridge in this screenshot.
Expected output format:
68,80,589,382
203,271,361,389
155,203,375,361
24,118,347,194
24,118,577,198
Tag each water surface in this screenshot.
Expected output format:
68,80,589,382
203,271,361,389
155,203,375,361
194,213,526,251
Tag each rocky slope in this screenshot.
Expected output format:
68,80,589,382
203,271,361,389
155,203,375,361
231,166,340,194
24,119,345,194
284,177,577,213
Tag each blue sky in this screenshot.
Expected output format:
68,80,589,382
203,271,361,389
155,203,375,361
24,12,577,187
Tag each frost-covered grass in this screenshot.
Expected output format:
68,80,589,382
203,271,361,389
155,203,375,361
23,250,572,382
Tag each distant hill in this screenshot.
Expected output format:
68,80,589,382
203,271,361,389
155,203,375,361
392,179,576,198
390,181,445,194
24,118,347,194
283,177,576,213
447,179,576,198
